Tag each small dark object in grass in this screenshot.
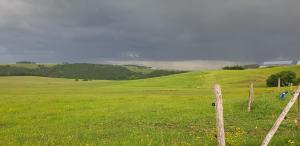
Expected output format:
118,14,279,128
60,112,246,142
212,102,215,107
284,116,288,120
279,91,288,100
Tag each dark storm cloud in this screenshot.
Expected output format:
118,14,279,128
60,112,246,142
0,0,299,63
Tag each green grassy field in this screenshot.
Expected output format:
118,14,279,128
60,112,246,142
1,66,300,146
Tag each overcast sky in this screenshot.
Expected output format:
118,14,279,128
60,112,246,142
0,0,299,65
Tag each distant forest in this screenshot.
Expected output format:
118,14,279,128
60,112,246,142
0,63,186,80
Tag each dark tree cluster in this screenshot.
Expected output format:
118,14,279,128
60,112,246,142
266,71,300,87
16,61,36,64
222,65,245,70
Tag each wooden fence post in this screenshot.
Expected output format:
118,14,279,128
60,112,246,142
277,78,281,91
214,84,226,146
247,82,254,112
290,83,293,91
261,86,300,146
298,93,300,134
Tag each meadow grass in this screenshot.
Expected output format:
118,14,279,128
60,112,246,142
1,66,300,145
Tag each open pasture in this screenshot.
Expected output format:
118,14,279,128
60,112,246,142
1,66,300,145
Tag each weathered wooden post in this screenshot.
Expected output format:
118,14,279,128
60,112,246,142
277,78,281,91
247,82,254,112
261,86,300,146
298,93,300,134
214,84,226,146
290,83,293,91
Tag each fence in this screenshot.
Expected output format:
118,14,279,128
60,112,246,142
213,84,300,146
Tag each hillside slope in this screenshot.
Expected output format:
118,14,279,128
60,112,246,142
117,65,300,88
0,63,185,80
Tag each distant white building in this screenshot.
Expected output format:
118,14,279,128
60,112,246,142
260,60,294,68
297,60,300,65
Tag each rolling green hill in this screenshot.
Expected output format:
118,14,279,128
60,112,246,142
0,63,185,80
0,66,300,145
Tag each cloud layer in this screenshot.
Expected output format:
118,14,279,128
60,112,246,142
0,0,299,63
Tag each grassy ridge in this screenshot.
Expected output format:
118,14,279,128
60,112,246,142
0,63,185,80
0,66,300,145
0,64,55,69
